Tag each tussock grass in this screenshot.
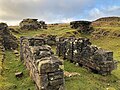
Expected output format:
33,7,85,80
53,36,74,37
0,51,35,90
3,24,120,90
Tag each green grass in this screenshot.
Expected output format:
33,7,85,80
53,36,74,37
94,27,120,31
64,36,120,90
3,24,120,90
0,51,35,90
93,27,120,37
64,27,120,90
13,25,80,38
64,60,120,90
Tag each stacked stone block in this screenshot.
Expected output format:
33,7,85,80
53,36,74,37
0,23,18,50
20,37,64,90
19,19,47,30
56,37,117,75
70,21,93,34
0,25,5,75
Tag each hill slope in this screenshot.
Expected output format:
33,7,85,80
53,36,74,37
1,20,120,90
12,23,120,90
91,17,120,27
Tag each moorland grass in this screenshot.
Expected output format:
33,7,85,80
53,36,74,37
1,24,120,90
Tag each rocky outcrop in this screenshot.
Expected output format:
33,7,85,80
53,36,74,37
70,21,93,34
56,37,117,75
0,23,18,50
19,19,47,30
20,37,64,90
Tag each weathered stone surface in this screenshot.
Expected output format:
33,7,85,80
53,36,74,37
64,71,80,77
31,46,53,59
36,34,57,46
56,37,117,75
28,37,45,46
19,19,47,30
45,35,57,45
13,50,19,54
15,72,23,78
20,37,64,90
0,23,18,50
48,71,64,80
70,21,93,34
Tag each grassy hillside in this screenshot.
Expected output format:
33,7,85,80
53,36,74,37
0,51,35,90
1,23,120,90
91,17,120,27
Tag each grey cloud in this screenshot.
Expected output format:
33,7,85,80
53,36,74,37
0,0,94,24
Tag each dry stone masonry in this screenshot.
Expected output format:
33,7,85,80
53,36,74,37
0,23,18,50
0,42,5,75
0,23,6,75
36,34,57,46
70,21,93,34
0,22,17,75
20,37,64,90
19,19,47,30
56,37,117,75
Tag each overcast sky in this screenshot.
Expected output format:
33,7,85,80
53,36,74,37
0,0,120,25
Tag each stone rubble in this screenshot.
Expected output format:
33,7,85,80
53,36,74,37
15,72,23,78
0,22,17,75
20,36,64,90
0,23,18,50
36,34,57,46
56,37,117,75
70,21,93,34
19,19,47,30
64,71,80,77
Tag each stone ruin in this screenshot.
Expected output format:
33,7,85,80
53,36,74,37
70,21,93,34
0,39,5,75
56,37,117,75
0,23,18,50
19,19,47,30
36,34,57,46
20,36,64,90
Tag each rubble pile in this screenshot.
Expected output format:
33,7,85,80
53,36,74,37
0,23,18,50
0,23,5,75
19,19,47,30
56,37,117,75
0,42,5,75
36,34,57,45
70,21,93,34
20,37,64,90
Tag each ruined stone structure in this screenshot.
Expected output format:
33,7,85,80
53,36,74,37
0,23,18,50
56,37,117,75
19,19,47,30
70,21,93,34
36,34,57,46
0,23,5,74
0,41,5,75
20,37,64,90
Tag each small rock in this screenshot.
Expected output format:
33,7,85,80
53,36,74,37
64,71,80,77
14,50,19,54
15,72,23,78
107,83,110,86
9,62,12,64
75,63,79,66
15,54,20,57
